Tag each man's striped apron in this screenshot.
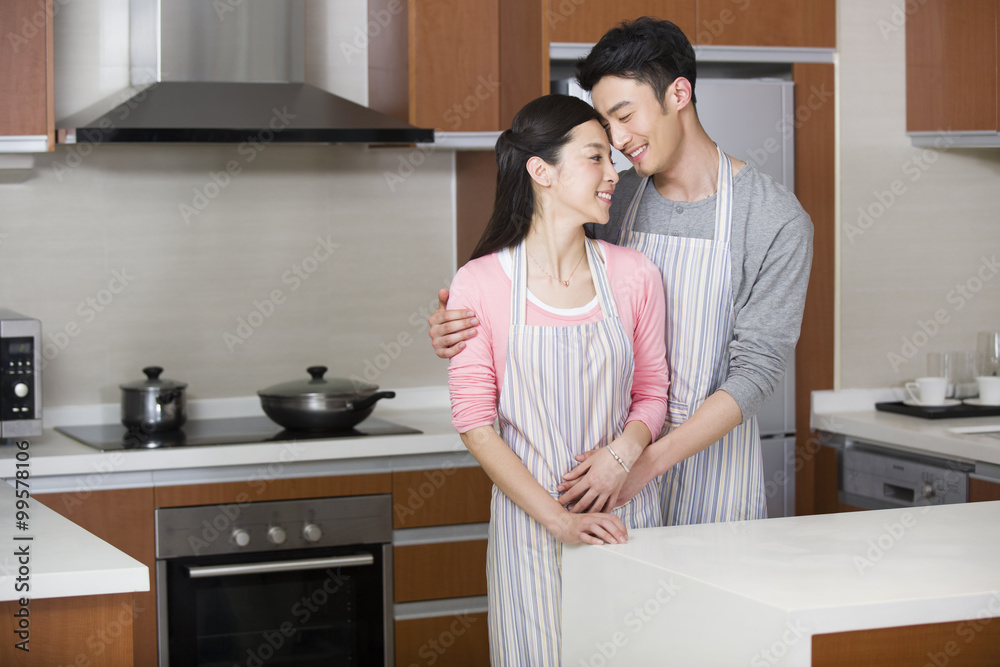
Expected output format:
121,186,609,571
487,238,661,665
617,146,766,524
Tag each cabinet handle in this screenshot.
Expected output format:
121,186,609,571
188,554,374,579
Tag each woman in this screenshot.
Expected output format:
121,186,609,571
447,94,669,665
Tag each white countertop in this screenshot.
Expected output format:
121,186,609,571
0,387,471,492
0,480,149,601
811,388,1000,469
562,501,1000,666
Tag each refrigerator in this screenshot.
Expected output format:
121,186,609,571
557,77,799,517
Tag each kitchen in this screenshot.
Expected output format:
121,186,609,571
1,0,999,665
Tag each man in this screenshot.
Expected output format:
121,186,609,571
429,17,812,525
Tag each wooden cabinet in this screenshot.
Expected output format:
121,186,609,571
548,0,696,44
906,0,999,133
695,0,835,47
369,0,547,132
392,465,492,665
970,476,1000,502
35,488,155,667
0,0,54,150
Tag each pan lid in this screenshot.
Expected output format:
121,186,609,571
257,366,377,398
120,366,187,392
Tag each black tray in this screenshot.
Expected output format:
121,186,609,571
875,401,1000,420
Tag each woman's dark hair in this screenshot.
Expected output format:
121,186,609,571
470,94,602,261
576,17,697,107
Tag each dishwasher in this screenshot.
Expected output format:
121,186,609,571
840,439,973,510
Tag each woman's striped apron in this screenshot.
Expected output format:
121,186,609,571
617,146,766,525
487,238,661,666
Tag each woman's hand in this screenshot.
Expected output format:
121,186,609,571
428,288,480,359
556,447,627,514
550,511,628,546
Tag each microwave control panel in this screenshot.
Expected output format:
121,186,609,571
1,337,37,422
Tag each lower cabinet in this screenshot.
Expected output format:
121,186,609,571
392,465,493,666
969,476,1000,502
35,487,156,667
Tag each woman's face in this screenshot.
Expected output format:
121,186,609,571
547,119,620,226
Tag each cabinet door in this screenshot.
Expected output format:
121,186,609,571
907,0,998,132
35,488,156,667
410,0,500,131
394,539,488,602
0,0,54,148
548,1,696,44
695,0,835,47
969,476,1000,502
395,612,489,667
392,466,492,528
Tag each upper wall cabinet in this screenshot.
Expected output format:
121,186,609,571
547,0,834,49
548,1,696,44
906,0,1000,145
0,0,54,152
694,0,835,48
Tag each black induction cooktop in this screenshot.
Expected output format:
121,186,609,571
56,415,422,451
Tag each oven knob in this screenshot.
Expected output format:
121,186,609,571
267,526,287,545
232,529,251,547
302,523,323,543
14,383,29,398
921,482,935,499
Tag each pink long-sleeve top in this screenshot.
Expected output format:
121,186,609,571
448,240,669,440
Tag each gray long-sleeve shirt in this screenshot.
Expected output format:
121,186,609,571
592,163,813,422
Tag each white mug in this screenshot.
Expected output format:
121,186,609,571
976,376,1000,405
905,377,948,406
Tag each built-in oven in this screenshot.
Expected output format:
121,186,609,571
156,494,394,666
839,438,973,510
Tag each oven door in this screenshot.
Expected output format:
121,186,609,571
158,543,392,666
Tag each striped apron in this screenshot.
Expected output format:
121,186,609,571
487,238,661,665
617,146,766,525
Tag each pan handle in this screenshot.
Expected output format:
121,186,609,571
347,390,395,412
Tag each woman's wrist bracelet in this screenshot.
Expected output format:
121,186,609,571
606,444,630,474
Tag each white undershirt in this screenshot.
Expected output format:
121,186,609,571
498,247,600,316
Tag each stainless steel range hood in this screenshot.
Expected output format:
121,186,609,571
57,0,432,145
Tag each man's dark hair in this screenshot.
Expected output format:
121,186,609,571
576,17,697,106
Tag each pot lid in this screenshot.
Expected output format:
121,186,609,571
257,366,378,398
120,366,188,391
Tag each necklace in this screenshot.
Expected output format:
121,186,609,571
527,248,586,287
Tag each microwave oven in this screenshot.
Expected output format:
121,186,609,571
0,310,41,438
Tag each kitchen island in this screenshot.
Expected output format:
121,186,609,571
562,501,1000,666
0,479,148,665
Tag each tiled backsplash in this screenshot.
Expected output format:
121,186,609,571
838,0,1000,389
0,144,455,407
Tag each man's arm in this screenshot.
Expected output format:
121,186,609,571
429,288,480,359
615,390,742,505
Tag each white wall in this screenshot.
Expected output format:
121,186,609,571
838,0,1000,389
1,0,453,408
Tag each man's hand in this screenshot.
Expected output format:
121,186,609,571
428,288,480,359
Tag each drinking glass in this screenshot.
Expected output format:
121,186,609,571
976,332,1000,377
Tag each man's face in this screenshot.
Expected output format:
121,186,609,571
591,76,679,178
